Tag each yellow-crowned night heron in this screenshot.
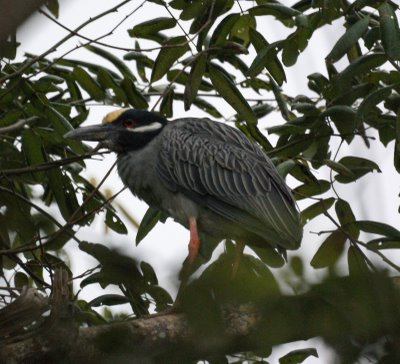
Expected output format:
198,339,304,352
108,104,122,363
65,109,302,267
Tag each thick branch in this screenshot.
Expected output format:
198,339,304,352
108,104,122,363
0,270,77,363
71,303,261,363
1,273,400,363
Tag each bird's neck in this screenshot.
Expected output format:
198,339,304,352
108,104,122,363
117,127,165,153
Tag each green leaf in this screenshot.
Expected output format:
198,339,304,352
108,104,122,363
248,29,285,85
192,97,223,118
347,245,370,275
268,123,306,136
72,66,105,101
124,51,154,67
321,105,356,143
330,82,375,107
121,77,149,109
395,114,400,173
57,58,120,79
335,53,387,90
325,159,355,178
279,348,319,364
45,0,59,18
66,80,88,117
159,88,174,117
146,0,165,4
269,76,295,121
209,13,240,46
311,230,347,269
301,198,335,224
208,63,257,125
326,16,370,63
180,1,207,20
293,180,330,200
14,272,29,289
247,40,277,77
46,105,73,133
251,246,285,268
168,69,212,91
136,207,163,245
307,72,329,94
0,33,20,60
184,53,207,110
282,39,300,67
270,135,313,158
140,261,158,285
276,159,296,178
367,237,400,250
378,2,400,60
321,104,356,118
86,45,136,80
45,106,86,154
128,18,176,37
88,294,130,307
97,69,127,103
147,285,173,311
105,209,128,235
151,36,190,82
252,103,274,119
42,253,72,274
353,220,400,238
229,14,256,46
21,130,46,182
355,86,393,124
188,0,234,35
47,168,80,222
335,156,381,183
335,199,359,240
248,4,300,21
80,271,109,289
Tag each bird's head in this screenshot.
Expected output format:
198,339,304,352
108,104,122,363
65,109,167,152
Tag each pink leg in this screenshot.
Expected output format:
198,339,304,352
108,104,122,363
187,216,201,265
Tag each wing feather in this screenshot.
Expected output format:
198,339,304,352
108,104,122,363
157,118,302,249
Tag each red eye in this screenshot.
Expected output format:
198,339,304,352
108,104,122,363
122,119,135,128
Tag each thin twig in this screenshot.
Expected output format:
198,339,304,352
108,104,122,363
0,116,39,134
66,159,118,227
0,152,109,178
163,3,195,54
0,0,132,84
0,184,125,256
37,1,147,53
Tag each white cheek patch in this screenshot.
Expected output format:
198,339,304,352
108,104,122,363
130,122,163,133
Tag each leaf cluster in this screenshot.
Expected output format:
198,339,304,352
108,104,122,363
1,0,400,362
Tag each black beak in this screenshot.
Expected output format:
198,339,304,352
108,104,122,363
64,123,114,142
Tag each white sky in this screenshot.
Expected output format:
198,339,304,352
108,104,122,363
15,1,400,363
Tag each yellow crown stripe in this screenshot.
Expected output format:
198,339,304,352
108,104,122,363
102,108,129,124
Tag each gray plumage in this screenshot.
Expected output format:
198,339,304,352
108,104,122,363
65,109,302,255
116,117,302,250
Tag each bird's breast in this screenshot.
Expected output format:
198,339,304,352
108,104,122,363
117,143,161,205
116,146,201,228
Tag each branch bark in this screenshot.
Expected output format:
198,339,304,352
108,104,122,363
1,272,400,364
0,270,77,364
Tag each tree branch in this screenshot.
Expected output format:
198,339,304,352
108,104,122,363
0,0,132,83
0,116,39,134
1,272,399,363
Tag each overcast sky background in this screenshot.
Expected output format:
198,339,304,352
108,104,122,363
15,1,400,362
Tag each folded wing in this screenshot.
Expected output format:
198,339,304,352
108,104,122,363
156,118,302,249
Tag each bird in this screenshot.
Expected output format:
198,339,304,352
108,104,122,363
65,108,302,273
